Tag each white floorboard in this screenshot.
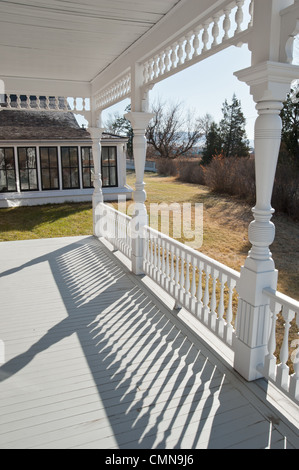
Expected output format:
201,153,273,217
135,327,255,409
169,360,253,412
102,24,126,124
0,236,298,449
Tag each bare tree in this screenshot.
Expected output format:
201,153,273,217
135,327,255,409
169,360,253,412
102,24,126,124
146,100,207,159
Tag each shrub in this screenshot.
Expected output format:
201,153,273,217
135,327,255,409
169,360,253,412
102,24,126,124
176,161,206,185
156,158,178,176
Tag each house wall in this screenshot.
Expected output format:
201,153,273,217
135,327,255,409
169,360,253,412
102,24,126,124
0,139,132,207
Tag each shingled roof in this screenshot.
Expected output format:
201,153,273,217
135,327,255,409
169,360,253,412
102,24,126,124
0,97,127,142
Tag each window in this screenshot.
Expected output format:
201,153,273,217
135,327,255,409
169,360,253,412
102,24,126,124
0,147,17,192
81,147,94,188
101,146,118,187
61,147,79,189
40,147,59,190
17,147,38,191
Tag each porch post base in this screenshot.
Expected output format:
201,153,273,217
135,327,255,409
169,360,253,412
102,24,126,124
233,337,267,382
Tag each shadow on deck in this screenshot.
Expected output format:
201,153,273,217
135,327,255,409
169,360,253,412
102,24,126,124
0,236,298,449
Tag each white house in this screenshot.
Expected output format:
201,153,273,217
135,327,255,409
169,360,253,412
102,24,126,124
0,97,132,207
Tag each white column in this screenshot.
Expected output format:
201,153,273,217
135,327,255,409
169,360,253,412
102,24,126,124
233,62,299,381
88,126,105,236
124,111,154,274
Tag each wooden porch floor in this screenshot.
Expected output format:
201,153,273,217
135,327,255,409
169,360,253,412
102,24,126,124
0,236,298,449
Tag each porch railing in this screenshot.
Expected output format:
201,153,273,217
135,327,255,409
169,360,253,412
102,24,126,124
97,203,299,405
143,225,239,348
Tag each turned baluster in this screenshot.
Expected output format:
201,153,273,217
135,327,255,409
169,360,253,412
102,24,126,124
277,306,295,390
209,269,218,331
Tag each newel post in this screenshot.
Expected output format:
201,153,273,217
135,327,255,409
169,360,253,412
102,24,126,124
233,62,299,381
88,126,105,236
124,111,154,274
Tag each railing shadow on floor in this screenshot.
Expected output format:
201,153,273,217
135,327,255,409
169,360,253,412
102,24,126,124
0,236,291,448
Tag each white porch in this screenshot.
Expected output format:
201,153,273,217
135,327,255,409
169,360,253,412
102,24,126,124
0,0,299,449
0,236,298,449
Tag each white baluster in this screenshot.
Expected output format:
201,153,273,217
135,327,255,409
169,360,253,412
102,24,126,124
164,47,171,72
212,14,220,47
202,22,210,52
55,96,59,110
249,0,254,27
177,38,185,66
235,0,245,35
170,43,178,70
26,95,31,109
203,265,210,324
277,306,295,390
185,33,193,61
7,95,11,109
36,96,41,110
153,55,159,78
224,278,236,345
17,94,21,109
159,51,165,76
196,261,203,319
192,26,201,58
290,311,299,401
46,96,50,110
264,299,280,380
223,7,232,40
216,273,226,337
209,269,218,331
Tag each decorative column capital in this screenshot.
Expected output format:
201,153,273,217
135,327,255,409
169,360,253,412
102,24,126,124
234,61,299,103
124,111,155,131
87,127,105,140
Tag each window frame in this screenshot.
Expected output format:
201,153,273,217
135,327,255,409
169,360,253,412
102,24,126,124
39,146,59,191
17,147,38,192
0,147,17,193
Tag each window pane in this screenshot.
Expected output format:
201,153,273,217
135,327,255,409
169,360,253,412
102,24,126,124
18,149,27,169
81,148,89,166
7,170,16,191
42,169,50,189
109,147,116,165
0,170,7,191
61,148,69,167
0,149,4,169
102,167,109,186
109,167,116,186
70,148,78,166
63,168,71,188
27,148,36,168
49,148,58,167
50,170,59,189
82,168,91,188
29,168,37,189
71,169,78,188
40,148,49,167
20,170,29,190
102,147,109,166
5,149,14,169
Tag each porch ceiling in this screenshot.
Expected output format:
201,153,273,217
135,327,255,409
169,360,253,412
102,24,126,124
0,0,180,84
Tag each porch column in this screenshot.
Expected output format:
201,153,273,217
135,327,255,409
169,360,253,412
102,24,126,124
233,62,299,381
88,126,105,236
124,111,154,274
